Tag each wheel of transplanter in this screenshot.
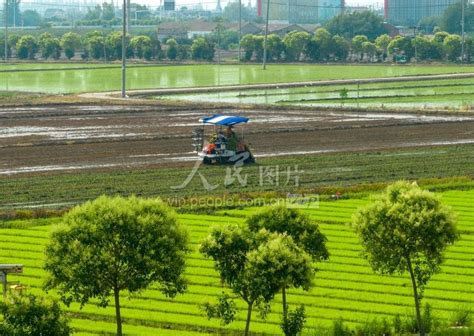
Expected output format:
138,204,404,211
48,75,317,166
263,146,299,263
244,152,256,164
202,157,212,165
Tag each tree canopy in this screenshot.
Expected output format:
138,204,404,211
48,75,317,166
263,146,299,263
200,224,314,336
44,195,188,336
441,1,474,34
325,10,388,40
0,294,71,336
353,181,458,336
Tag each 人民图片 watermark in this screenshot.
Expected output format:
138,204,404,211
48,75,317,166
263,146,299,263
170,155,318,209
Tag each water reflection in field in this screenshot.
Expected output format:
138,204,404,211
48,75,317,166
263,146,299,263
1,64,473,94
158,77,474,109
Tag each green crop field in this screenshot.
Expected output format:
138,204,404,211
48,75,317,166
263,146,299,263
0,189,473,335
0,64,473,93
1,145,474,208
158,77,474,109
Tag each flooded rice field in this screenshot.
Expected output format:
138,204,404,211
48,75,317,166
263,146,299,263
157,78,474,109
1,104,473,175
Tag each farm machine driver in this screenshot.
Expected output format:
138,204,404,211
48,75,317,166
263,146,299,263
192,115,255,165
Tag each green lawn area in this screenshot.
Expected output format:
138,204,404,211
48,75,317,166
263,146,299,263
0,63,473,93
1,188,473,335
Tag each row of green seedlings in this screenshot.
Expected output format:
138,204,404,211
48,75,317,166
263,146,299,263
235,79,474,98
0,181,464,336
3,234,470,326
199,181,460,336
1,148,471,208
312,304,473,336
5,222,472,324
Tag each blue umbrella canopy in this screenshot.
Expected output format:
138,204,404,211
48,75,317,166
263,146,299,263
200,115,249,126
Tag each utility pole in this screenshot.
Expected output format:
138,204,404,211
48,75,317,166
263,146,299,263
413,26,417,62
461,0,465,62
121,0,127,98
126,0,130,33
238,0,241,62
4,0,7,62
262,0,270,70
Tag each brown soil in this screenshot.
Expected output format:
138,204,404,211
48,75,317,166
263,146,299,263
1,104,473,175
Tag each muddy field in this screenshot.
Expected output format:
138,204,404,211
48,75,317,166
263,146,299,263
1,104,474,176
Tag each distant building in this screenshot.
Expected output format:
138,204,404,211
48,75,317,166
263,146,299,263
164,0,175,11
385,0,459,26
258,0,343,24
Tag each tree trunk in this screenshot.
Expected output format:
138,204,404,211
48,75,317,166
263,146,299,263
114,286,123,336
244,302,253,336
282,287,288,326
407,257,424,336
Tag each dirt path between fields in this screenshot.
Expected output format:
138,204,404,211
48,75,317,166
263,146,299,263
79,72,474,100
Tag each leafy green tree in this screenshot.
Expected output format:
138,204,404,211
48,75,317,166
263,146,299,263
83,31,105,59
200,225,314,336
16,35,38,60
176,45,189,60
200,224,257,335
253,35,265,61
105,31,131,60
166,38,178,60
39,33,61,59
332,35,350,61
326,10,388,40
240,34,256,61
441,1,474,34
44,195,188,336
219,30,239,50
191,37,215,61
362,41,377,61
283,31,311,61
266,34,285,61
413,36,436,60
245,235,314,336
313,28,333,61
388,35,414,61
21,10,42,26
351,35,369,60
8,34,20,53
61,32,81,59
433,31,450,43
305,39,320,62
246,206,328,330
353,181,458,336
0,294,71,336
375,34,391,60
130,35,152,59
443,34,462,61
